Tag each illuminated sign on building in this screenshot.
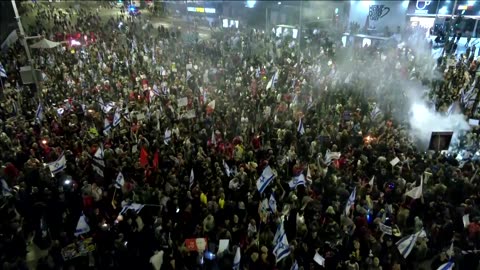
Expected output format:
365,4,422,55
187,6,216,14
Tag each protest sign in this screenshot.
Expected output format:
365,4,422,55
61,237,96,261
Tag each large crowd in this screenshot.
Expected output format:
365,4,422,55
0,2,480,270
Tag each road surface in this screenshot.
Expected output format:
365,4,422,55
20,2,211,40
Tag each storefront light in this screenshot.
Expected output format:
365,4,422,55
205,8,215,13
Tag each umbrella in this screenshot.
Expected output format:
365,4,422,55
30,39,60,49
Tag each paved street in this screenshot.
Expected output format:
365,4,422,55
20,2,211,40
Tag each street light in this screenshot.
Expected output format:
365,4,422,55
11,0,41,102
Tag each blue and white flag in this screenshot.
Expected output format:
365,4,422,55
256,165,275,194
74,213,90,236
164,129,171,145
273,221,286,245
233,246,241,270
325,150,341,165
0,63,7,78
35,103,44,123
92,147,105,177
1,179,12,197
119,203,145,216
291,260,299,270
123,106,131,122
462,80,477,109
447,101,460,116
115,172,125,189
48,154,67,174
307,95,314,110
379,223,393,235
152,84,160,96
266,69,279,90
370,104,381,119
189,168,194,189
297,117,305,135
289,174,306,189
437,261,454,270
396,229,425,258
345,187,356,216
98,97,115,113
273,231,290,263
268,193,277,213
103,118,112,135
223,160,231,177
113,109,121,127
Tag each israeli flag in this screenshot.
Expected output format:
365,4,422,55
189,169,194,189
256,166,275,194
288,174,306,189
297,117,305,135
370,105,381,119
0,63,7,78
447,101,459,116
273,232,290,263
113,109,121,127
437,261,455,270
123,107,131,122
74,213,90,236
307,95,314,110
223,160,231,177
268,193,277,213
164,129,171,145
291,260,299,270
93,147,105,166
1,179,12,197
103,118,112,135
379,223,392,235
233,246,241,270
266,69,279,90
119,203,145,216
48,154,67,174
152,84,160,96
344,187,356,216
115,172,125,189
92,147,105,177
35,103,44,123
325,150,341,165
273,221,286,245
396,229,425,258
461,82,477,108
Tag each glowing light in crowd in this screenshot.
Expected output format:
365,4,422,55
364,135,374,144
70,40,81,46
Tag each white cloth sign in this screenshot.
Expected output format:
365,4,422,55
390,157,400,166
218,239,229,254
177,97,188,107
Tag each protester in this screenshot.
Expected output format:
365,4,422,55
0,2,480,270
